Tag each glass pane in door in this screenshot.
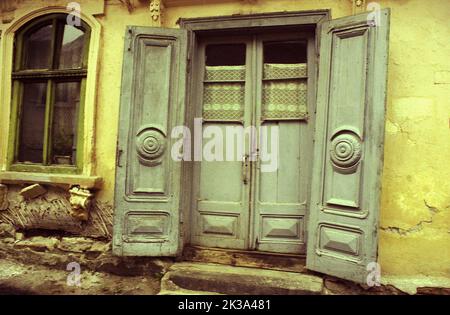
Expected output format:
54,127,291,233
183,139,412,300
203,44,246,121
262,41,308,120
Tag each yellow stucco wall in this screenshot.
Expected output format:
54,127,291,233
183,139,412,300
1,0,449,279
377,0,450,278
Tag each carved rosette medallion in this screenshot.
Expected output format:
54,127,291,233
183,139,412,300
136,126,166,166
330,131,362,172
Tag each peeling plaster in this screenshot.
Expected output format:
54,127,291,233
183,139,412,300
386,117,417,145
381,275,450,295
0,186,113,238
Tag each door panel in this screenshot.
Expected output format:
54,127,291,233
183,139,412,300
113,27,187,256
191,40,252,249
195,122,249,248
258,122,304,205
306,9,390,283
255,122,308,253
252,35,315,254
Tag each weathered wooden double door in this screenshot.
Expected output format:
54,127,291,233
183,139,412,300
113,9,390,284
190,33,315,254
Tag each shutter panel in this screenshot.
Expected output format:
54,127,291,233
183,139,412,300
113,27,187,256
306,9,390,283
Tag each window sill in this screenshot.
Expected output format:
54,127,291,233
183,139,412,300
0,171,102,190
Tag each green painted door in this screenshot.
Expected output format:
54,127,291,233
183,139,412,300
191,32,315,254
306,9,390,283
190,37,253,250
113,27,187,256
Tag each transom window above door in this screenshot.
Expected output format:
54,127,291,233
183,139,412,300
9,13,90,174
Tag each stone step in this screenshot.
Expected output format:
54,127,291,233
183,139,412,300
160,262,323,295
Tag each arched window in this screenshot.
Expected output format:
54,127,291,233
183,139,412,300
10,13,90,173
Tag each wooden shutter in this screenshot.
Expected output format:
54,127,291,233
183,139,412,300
306,9,390,283
113,27,187,256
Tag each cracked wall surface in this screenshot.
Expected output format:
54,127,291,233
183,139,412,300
380,200,443,236
378,0,450,277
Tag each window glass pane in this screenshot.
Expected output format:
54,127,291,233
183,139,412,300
51,81,81,165
18,82,47,163
59,25,85,69
24,24,53,69
263,41,307,64
203,44,246,121
262,41,308,120
205,44,246,66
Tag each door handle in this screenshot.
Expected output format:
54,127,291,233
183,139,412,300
117,148,123,167
242,154,249,185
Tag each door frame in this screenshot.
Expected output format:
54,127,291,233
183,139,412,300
179,10,331,253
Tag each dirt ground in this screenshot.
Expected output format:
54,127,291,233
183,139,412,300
0,258,161,295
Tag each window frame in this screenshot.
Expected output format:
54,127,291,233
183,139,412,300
7,13,91,174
